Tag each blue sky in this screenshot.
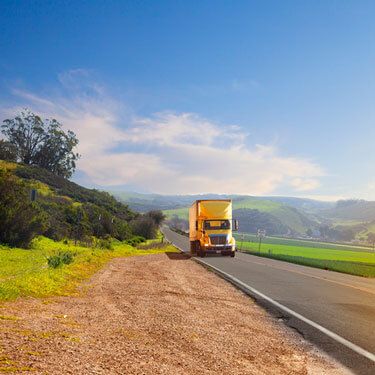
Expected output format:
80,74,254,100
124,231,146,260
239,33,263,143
1,1,374,200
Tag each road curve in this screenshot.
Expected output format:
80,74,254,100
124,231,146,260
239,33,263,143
162,227,375,375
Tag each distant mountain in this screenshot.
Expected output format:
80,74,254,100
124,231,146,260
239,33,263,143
110,192,375,240
263,196,334,213
111,192,240,212
113,192,319,236
320,199,375,222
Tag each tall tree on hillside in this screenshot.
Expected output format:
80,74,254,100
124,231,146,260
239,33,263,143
1,109,80,178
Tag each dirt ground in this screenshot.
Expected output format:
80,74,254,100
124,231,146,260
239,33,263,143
0,252,350,374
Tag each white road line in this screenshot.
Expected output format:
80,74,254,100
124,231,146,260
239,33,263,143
168,239,375,363
236,251,375,296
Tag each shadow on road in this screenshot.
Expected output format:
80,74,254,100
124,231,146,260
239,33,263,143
165,252,190,261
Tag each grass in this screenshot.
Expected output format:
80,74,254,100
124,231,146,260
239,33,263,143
0,160,17,172
164,207,189,220
235,233,374,252
232,197,281,211
0,236,177,301
239,240,375,277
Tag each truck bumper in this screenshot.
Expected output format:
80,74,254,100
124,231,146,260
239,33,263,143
203,246,234,255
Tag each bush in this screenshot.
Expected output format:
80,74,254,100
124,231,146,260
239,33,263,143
0,170,46,247
125,236,146,247
146,210,166,226
0,140,17,161
47,251,75,268
130,216,158,239
97,237,113,250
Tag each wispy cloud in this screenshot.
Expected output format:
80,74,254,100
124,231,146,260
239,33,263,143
0,70,325,195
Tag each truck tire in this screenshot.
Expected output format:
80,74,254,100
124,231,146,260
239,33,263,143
194,241,199,256
230,252,235,258
190,241,196,254
196,242,205,257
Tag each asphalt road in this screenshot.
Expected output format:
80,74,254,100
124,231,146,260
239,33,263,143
162,227,375,375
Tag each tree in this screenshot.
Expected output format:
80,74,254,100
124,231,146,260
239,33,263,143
0,170,46,247
0,140,17,161
306,228,313,237
1,109,80,178
130,216,158,239
146,210,166,226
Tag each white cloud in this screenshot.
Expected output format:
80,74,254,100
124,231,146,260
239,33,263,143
1,72,325,195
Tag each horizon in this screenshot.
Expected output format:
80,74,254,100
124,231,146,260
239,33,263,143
1,1,374,200
108,189,355,203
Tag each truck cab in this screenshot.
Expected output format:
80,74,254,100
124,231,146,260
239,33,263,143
189,199,238,257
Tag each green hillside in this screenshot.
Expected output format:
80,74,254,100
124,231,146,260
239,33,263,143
0,160,162,248
164,207,190,220
0,160,173,301
164,196,316,235
114,192,375,240
232,197,280,211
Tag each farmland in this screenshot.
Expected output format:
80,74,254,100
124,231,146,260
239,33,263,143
235,233,374,252
236,235,375,277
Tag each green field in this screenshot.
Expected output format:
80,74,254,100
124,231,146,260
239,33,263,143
164,207,189,220
0,237,175,301
235,233,373,252
239,239,375,277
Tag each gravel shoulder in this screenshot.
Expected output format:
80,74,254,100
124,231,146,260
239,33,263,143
0,252,350,374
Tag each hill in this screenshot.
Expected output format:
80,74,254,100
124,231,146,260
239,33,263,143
113,192,375,240
160,196,317,235
321,199,375,222
114,192,321,235
0,160,153,247
111,191,241,212
262,196,334,213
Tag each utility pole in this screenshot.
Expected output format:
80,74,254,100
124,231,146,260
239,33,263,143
30,189,37,202
240,233,245,251
257,229,266,253
75,209,83,245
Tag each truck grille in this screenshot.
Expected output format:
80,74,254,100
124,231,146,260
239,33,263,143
209,235,227,245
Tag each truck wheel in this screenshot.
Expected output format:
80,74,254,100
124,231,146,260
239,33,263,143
230,252,235,258
196,243,204,257
190,241,196,254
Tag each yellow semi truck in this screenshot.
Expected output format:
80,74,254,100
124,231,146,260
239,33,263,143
189,199,238,257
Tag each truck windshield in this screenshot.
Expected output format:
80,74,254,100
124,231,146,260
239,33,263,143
203,220,230,230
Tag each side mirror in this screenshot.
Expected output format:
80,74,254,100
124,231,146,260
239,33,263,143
233,219,239,231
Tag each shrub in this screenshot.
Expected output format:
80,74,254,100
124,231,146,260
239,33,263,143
0,170,46,247
97,237,113,250
47,251,75,269
130,216,158,239
146,210,166,226
125,236,146,247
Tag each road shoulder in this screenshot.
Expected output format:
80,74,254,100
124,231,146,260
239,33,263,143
0,253,349,374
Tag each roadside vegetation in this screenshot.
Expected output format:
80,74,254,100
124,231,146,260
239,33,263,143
0,236,176,301
0,110,174,302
